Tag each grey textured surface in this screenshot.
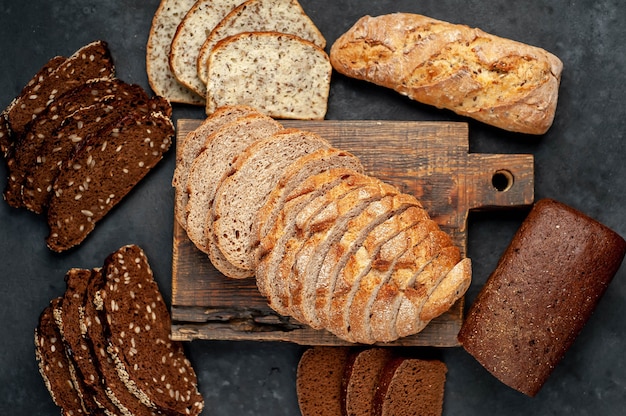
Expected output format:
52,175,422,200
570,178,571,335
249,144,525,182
1,1,625,415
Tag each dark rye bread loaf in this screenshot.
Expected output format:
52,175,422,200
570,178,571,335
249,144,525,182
46,107,173,252
21,82,159,214
296,347,351,416
342,348,393,416
35,298,87,416
372,357,447,416
100,245,204,415
458,198,626,397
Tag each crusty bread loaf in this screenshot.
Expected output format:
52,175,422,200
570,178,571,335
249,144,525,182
458,198,626,396
169,0,243,100
146,0,204,105
205,31,331,119
212,128,330,271
330,13,563,134
197,0,326,86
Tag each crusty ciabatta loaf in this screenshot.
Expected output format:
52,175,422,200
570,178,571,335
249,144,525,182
184,113,282,268
173,104,260,230
212,128,331,271
330,13,563,134
197,0,326,86
205,31,332,119
254,147,364,257
100,245,204,415
146,0,204,105
46,107,173,252
169,0,244,100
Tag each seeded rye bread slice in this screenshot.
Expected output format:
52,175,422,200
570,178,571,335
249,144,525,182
372,358,447,416
5,77,131,209
205,31,331,119
146,0,204,105
100,245,204,415
253,147,364,255
212,128,330,271
0,56,66,157
184,112,281,254
35,298,88,416
342,348,393,416
196,0,326,88
172,104,260,230
168,0,244,100
296,347,351,416
46,107,173,252
22,82,160,214
255,168,367,306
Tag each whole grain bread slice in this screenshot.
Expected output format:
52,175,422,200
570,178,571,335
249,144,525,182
197,0,326,86
342,348,393,416
173,104,260,230
146,0,204,105
168,0,244,100
46,108,173,252
212,128,330,271
205,31,331,119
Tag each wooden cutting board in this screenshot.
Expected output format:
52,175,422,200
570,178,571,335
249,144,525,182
171,119,533,346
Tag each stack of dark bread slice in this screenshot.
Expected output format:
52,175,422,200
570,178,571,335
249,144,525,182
174,105,472,344
35,244,204,416
296,346,447,416
1,41,174,252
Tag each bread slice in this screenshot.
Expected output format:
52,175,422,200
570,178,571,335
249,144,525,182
254,147,364,255
296,347,351,416
100,245,204,415
342,348,393,416
46,109,174,252
22,83,159,214
184,113,282,269
173,104,260,230
255,168,366,307
374,357,447,416
212,128,330,271
168,0,244,100
205,31,331,119
146,0,204,105
197,0,326,86
35,298,87,416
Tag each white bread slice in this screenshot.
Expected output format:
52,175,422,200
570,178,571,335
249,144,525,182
168,0,244,100
146,0,203,104
173,105,260,230
212,129,331,271
205,31,331,119
185,113,282,260
197,0,326,86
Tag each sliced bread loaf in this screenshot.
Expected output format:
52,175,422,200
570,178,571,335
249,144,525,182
205,31,331,119
146,0,204,105
168,0,243,99
212,128,330,271
46,109,174,252
197,0,326,86
173,104,260,230
342,348,393,416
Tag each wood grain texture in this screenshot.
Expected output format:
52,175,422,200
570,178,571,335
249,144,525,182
171,119,534,346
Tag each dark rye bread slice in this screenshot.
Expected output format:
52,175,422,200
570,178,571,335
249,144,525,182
342,348,393,416
172,104,260,230
35,298,87,416
22,83,159,214
372,358,447,416
0,55,66,157
46,109,173,252
212,128,331,271
100,245,204,415
184,112,282,261
255,168,366,308
296,346,351,416
5,77,134,210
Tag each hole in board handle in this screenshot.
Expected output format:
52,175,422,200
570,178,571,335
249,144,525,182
492,169,514,192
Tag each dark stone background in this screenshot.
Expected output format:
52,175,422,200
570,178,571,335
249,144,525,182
1,1,624,414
